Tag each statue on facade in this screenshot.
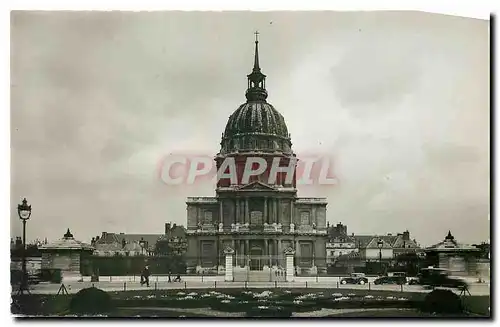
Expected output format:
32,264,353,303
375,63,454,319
231,223,235,231
218,222,223,232
235,223,240,231
290,223,295,233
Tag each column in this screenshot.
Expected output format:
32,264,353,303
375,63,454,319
312,242,315,267
275,240,279,266
236,199,240,224
268,240,272,266
285,249,295,282
264,197,268,223
290,200,294,225
245,239,250,267
295,240,300,268
197,240,201,266
219,201,224,225
276,199,280,225
274,199,278,224
245,198,249,224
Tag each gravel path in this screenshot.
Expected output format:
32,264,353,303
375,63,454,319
120,307,246,317
292,308,415,317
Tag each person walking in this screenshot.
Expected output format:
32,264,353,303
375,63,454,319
174,272,181,282
142,265,151,287
168,270,172,283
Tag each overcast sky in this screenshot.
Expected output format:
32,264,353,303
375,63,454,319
11,11,489,246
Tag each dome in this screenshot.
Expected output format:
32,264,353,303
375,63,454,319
219,34,293,155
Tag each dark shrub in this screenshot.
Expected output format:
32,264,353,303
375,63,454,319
246,306,292,318
421,289,464,315
69,288,114,315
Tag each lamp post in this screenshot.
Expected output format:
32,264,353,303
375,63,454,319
377,239,383,276
17,198,32,295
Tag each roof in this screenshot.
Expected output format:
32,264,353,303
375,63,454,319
354,234,420,249
329,234,356,243
365,237,393,249
96,233,163,251
219,39,292,157
426,231,479,252
159,225,187,241
40,229,94,251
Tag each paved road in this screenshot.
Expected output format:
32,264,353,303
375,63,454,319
16,280,490,296
63,275,489,285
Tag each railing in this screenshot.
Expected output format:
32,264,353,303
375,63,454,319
186,197,218,203
295,198,328,204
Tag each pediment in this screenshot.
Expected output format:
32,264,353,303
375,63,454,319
239,181,276,191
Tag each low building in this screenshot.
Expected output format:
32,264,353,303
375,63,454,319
424,231,482,276
38,229,94,279
326,223,357,265
355,231,421,260
91,231,164,256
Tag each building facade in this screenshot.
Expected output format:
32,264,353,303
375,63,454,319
186,36,328,277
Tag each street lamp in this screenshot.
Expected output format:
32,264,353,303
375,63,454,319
377,238,384,276
17,198,32,295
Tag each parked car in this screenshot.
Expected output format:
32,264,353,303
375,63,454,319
340,273,369,285
374,276,407,285
417,268,468,288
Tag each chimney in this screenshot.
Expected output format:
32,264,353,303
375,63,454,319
403,230,410,241
165,223,171,234
122,238,126,248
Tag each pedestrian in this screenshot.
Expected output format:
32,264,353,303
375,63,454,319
168,270,172,283
142,265,151,287
174,273,181,282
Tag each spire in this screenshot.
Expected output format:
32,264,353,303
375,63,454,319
245,31,268,102
253,31,260,72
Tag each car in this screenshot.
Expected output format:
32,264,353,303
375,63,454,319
340,273,369,285
417,268,468,289
374,276,407,285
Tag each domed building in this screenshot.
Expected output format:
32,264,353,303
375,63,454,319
185,35,328,280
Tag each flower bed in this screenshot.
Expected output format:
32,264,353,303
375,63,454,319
113,289,415,316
